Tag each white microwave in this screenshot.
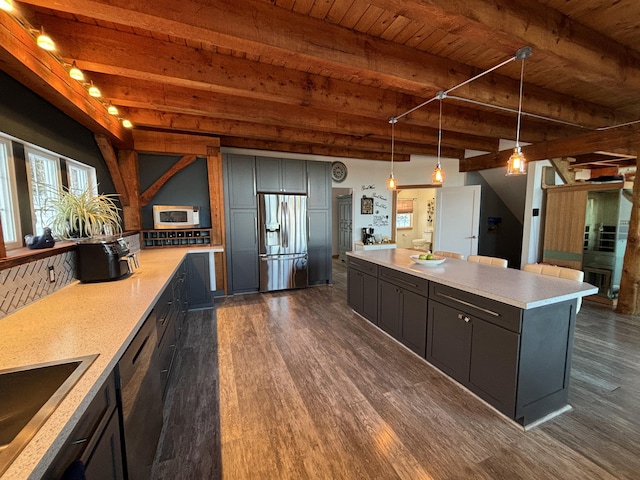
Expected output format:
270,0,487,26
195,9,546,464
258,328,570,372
152,205,200,229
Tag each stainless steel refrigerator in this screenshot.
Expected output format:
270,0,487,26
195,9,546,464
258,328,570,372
258,193,308,292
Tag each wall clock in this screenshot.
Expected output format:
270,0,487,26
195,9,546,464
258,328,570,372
331,161,348,183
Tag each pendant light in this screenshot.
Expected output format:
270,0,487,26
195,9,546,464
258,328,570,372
506,46,532,176
387,117,397,190
36,27,55,51
0,0,14,12
432,91,445,184
122,119,133,128
69,61,84,81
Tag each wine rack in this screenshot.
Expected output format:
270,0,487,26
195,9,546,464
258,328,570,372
141,229,212,248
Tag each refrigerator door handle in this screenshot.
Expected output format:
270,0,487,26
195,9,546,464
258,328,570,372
283,201,289,248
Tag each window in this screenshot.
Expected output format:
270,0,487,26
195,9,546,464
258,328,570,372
0,137,22,249
67,159,97,195
25,147,61,235
396,198,414,229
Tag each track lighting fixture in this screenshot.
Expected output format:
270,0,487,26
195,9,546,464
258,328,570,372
69,61,84,81
36,27,55,51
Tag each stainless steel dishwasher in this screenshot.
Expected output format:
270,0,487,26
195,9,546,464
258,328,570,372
117,310,163,480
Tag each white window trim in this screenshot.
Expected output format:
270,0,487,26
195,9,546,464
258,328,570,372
66,158,98,195
0,135,22,250
24,146,62,236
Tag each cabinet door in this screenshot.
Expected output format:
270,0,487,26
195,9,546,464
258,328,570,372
228,209,259,293
468,316,519,416
400,290,428,357
308,209,331,285
281,159,307,193
188,252,212,309
378,279,401,338
256,156,282,192
83,410,125,480
361,271,378,323
225,154,256,209
347,267,364,313
427,300,472,383
307,161,330,209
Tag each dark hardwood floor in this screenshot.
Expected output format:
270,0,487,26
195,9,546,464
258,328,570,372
152,259,640,479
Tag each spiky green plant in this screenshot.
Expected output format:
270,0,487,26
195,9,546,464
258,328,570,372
46,186,122,239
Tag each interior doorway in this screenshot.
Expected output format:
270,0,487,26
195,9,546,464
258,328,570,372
394,187,438,251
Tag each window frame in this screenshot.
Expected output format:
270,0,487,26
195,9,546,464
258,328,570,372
0,136,22,250
24,146,62,236
66,158,98,195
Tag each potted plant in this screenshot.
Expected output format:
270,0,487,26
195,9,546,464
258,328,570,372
46,186,122,239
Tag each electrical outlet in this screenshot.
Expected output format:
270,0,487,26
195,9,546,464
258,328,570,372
48,266,55,283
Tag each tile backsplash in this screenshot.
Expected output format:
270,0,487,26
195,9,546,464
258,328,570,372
0,233,140,320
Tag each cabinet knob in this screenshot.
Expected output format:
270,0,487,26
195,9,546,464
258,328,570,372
457,313,471,322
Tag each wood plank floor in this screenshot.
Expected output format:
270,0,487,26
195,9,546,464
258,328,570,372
151,259,640,479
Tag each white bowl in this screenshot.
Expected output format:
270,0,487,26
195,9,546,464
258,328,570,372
410,254,446,266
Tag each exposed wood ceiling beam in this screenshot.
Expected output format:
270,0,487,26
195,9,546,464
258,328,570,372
460,124,640,171
0,11,132,148
24,0,625,128
124,107,464,159
37,15,571,144
219,137,411,162
366,0,640,91
90,73,501,152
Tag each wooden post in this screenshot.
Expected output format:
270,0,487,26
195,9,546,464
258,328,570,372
616,158,640,315
207,146,227,295
118,150,141,232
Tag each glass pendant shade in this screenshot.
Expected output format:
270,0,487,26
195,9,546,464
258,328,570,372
506,147,527,175
69,62,84,81
36,28,55,51
107,103,119,116
387,173,396,190
432,163,444,184
88,82,101,98
0,0,14,12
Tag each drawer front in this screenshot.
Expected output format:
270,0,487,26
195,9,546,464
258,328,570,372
348,257,378,276
429,283,522,333
380,266,429,297
158,319,178,395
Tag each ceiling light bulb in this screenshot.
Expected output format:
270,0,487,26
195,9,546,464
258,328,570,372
37,28,55,51
69,62,84,81
122,119,133,128
432,162,444,184
387,173,396,190
88,81,101,97
0,0,14,12
107,103,119,116
506,147,527,175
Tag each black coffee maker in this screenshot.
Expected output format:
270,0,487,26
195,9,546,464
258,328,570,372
362,227,375,245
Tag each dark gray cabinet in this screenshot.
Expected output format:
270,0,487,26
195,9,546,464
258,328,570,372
224,154,259,293
347,258,378,324
256,156,306,193
307,161,331,285
44,371,124,480
226,154,257,209
350,258,577,426
187,252,212,309
378,267,428,357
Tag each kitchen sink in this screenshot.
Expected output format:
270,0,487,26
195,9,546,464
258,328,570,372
0,354,98,476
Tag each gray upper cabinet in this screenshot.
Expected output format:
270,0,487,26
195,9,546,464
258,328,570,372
226,154,257,209
307,161,330,209
256,156,306,193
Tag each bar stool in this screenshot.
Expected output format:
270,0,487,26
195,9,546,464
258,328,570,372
467,254,508,268
433,250,464,260
523,263,584,312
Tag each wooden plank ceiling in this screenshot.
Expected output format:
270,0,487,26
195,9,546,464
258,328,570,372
3,0,640,172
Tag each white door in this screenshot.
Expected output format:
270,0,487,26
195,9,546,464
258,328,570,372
434,185,480,258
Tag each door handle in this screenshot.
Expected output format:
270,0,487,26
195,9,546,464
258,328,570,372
457,313,471,323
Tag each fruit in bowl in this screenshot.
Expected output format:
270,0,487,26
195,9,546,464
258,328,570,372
410,254,446,266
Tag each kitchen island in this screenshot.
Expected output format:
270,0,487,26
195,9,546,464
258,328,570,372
0,246,220,480
347,248,598,428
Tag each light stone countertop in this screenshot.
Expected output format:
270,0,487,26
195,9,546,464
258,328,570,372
0,246,222,480
348,248,598,309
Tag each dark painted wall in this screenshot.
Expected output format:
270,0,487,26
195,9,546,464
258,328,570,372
467,171,524,268
0,72,118,237
138,154,211,230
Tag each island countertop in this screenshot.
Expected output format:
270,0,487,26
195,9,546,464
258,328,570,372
0,246,221,480
347,248,598,310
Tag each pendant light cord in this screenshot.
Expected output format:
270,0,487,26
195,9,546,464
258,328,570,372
437,97,443,164
515,59,525,148
390,117,396,173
